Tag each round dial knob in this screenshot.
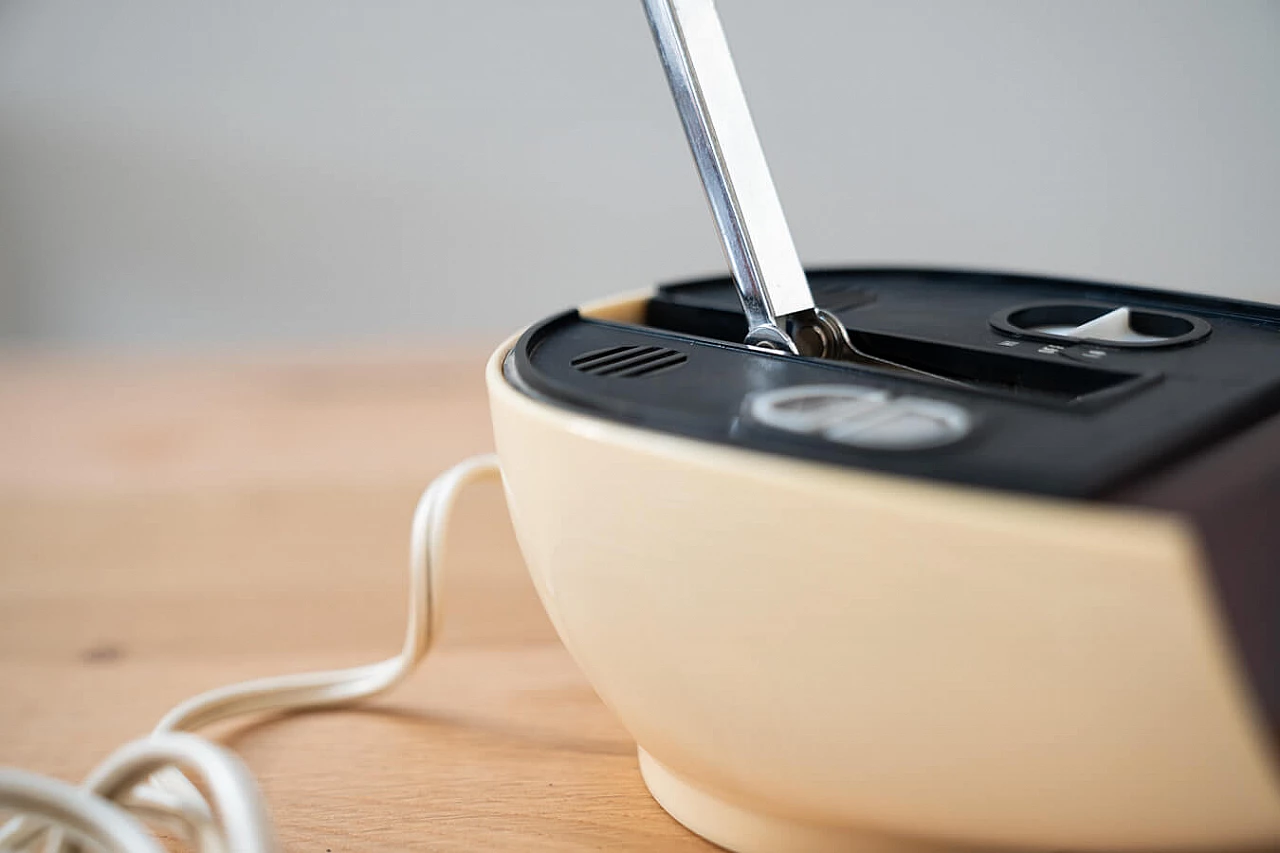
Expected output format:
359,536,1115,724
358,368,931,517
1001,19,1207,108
991,302,1211,349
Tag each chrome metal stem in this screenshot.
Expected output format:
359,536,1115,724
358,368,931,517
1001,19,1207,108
643,0,852,358
643,0,966,386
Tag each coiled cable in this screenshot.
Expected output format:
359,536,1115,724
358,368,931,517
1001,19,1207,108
0,454,502,853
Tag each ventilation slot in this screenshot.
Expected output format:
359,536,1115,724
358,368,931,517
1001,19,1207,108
571,344,688,378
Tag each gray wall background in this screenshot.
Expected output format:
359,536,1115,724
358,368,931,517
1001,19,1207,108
0,1,1276,349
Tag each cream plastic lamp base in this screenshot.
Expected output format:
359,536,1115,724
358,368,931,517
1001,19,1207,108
487,293,1280,852
639,749,997,853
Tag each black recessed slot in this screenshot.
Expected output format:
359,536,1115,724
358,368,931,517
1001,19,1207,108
848,331,1139,403
643,295,1143,405
645,298,749,343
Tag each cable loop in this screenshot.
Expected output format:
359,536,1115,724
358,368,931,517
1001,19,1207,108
0,454,502,853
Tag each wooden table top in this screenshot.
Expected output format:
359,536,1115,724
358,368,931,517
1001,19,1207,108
0,347,715,851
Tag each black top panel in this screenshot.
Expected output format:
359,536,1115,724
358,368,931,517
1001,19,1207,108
507,268,1280,499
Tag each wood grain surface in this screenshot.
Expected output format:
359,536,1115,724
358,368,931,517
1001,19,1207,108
0,347,716,851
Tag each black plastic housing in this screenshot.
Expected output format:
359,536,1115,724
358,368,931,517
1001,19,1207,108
507,267,1280,499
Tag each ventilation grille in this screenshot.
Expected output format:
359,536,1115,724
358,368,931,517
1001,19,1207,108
571,344,688,378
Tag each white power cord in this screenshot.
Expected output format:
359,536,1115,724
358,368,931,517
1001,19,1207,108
0,454,502,853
